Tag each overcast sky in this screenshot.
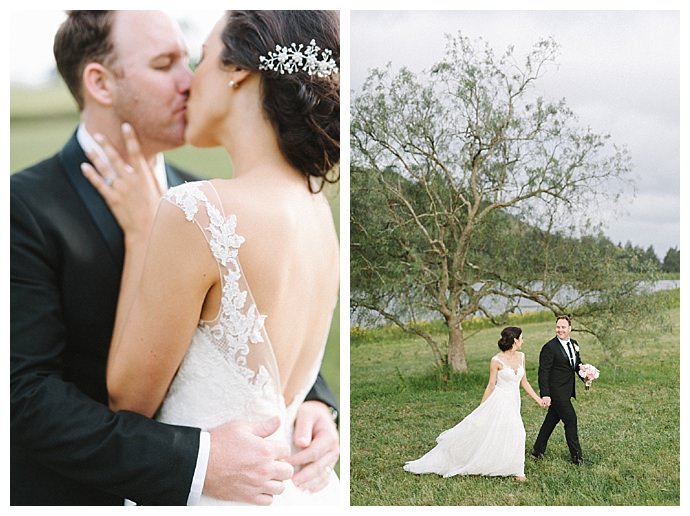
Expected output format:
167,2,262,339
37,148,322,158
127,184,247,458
351,10,680,259
7,8,682,258
9,10,224,85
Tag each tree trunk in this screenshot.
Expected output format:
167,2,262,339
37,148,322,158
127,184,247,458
447,316,468,373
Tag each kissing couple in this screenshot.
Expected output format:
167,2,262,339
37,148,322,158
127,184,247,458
11,10,340,505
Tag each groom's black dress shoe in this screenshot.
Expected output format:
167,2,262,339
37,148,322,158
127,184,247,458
530,451,544,460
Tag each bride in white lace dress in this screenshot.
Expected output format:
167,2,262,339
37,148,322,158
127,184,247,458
83,11,340,505
404,327,545,481
154,179,339,505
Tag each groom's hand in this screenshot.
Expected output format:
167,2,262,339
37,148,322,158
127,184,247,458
204,416,293,505
542,396,552,407
287,401,339,493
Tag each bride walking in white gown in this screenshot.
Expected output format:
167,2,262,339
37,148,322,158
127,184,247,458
404,327,545,481
82,11,340,505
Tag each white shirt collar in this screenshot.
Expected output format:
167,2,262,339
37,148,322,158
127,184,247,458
76,123,169,192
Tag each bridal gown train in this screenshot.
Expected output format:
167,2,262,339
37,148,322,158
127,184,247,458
155,181,339,505
403,354,526,478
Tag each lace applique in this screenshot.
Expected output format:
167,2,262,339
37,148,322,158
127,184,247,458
164,181,279,401
164,182,206,221
206,201,244,267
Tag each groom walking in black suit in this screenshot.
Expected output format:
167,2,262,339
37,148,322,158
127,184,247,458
531,315,585,465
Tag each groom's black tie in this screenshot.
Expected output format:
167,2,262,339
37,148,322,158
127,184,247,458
565,341,575,370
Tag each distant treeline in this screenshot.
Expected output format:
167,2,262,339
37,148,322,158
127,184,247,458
618,241,680,274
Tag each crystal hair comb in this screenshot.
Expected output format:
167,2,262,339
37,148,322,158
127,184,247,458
258,39,338,77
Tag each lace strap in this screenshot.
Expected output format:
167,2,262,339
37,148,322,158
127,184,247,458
164,180,210,222
164,180,282,400
164,181,245,268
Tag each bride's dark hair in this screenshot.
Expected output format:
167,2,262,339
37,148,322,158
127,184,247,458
498,327,522,352
219,10,340,193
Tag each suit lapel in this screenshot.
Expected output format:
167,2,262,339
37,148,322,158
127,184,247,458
59,133,191,263
166,163,189,188
59,133,124,265
553,338,570,365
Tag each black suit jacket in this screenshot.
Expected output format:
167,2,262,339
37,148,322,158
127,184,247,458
10,133,337,505
537,336,582,401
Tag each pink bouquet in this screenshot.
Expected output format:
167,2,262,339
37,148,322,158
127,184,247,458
578,363,600,391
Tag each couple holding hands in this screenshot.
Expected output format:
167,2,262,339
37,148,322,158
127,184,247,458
404,315,587,481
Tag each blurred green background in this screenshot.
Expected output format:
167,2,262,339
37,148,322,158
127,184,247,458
10,82,340,406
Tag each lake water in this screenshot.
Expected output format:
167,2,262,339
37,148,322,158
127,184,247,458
350,279,679,328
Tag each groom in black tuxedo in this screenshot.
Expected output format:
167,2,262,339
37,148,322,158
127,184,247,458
531,315,584,465
11,11,338,505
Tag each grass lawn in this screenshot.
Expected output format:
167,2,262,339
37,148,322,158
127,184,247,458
350,293,680,505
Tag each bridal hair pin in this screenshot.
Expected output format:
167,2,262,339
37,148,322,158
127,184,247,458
258,39,338,78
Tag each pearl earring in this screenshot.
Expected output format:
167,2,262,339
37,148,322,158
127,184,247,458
228,80,238,89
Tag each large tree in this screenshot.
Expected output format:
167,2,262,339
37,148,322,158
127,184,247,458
351,34,633,373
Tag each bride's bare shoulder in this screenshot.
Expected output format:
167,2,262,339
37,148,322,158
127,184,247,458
206,178,269,215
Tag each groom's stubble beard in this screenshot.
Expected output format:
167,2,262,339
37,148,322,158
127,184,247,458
112,82,188,157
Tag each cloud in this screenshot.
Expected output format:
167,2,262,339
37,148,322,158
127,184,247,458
351,9,681,253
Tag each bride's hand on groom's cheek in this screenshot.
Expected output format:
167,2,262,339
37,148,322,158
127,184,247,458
287,401,340,493
81,123,163,241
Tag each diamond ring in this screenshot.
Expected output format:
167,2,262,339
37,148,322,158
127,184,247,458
104,175,116,187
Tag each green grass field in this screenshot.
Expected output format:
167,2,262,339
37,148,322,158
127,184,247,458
350,292,680,505
10,82,340,403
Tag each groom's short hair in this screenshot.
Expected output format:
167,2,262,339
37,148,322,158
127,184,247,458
556,314,572,326
53,10,118,111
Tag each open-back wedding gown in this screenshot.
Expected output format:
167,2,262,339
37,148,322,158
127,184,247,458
155,181,339,505
403,354,526,478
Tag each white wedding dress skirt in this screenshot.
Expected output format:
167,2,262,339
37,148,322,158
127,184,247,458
404,355,526,477
155,182,339,505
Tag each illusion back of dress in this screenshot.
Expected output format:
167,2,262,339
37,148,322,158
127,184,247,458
154,181,338,505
